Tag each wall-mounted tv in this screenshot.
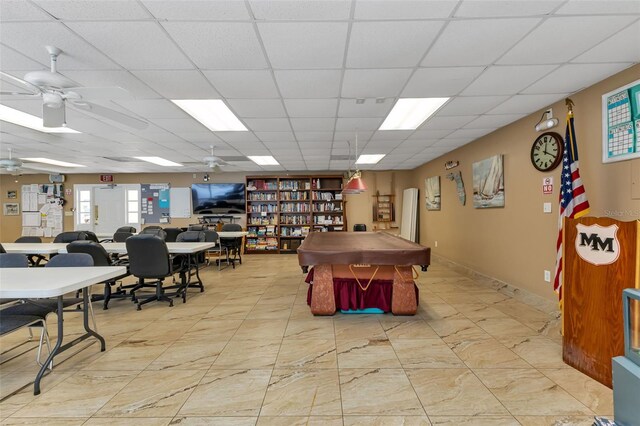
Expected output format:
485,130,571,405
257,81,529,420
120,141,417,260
191,183,246,214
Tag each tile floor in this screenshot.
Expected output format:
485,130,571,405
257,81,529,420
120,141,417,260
0,255,613,425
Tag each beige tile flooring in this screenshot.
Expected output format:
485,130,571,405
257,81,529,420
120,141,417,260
0,255,613,425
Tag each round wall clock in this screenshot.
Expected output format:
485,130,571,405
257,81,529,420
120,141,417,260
530,132,564,172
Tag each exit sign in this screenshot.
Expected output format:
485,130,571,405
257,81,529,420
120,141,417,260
100,175,113,182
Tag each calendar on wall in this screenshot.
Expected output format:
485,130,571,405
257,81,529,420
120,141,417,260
602,79,640,163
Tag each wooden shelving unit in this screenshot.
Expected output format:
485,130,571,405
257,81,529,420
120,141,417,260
373,194,394,223
245,175,346,254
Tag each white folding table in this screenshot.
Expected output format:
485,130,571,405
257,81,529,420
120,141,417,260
2,243,68,254
0,266,127,395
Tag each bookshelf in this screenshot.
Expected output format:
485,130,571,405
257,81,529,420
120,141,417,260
373,194,394,223
245,175,346,254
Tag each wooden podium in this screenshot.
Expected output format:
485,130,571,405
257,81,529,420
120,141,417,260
563,217,640,387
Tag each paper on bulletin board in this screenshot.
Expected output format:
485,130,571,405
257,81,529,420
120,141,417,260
22,212,41,227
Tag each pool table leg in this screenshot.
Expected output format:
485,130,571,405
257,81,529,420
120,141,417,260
392,266,417,315
310,264,336,316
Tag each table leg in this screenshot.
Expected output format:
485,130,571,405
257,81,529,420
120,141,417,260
34,296,63,395
82,287,106,351
310,264,336,316
392,266,418,315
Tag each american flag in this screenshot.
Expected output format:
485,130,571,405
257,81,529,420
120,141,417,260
553,110,590,302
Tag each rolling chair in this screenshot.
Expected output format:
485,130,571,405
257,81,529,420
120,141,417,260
14,236,47,266
174,231,206,294
219,223,243,268
83,231,100,243
139,228,167,240
188,224,205,231
353,224,367,232
163,228,183,243
113,231,134,242
53,231,88,244
126,235,182,310
204,230,228,270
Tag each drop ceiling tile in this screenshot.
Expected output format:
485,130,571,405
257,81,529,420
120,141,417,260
290,118,336,132
149,118,208,133
523,63,633,94
335,117,384,131
394,141,437,152
555,1,640,14
341,69,412,98
215,132,261,143
370,130,413,141
113,99,188,119
461,65,556,96
334,130,374,142
284,99,338,117
33,0,151,20
62,70,161,99
572,21,640,64
402,67,485,97
347,21,444,68
0,46,47,71
0,99,43,116
423,19,541,67
243,118,292,132
0,0,53,21
454,0,562,17
226,99,286,118
162,22,267,69
498,16,638,65
295,131,334,142
142,0,250,20
436,96,509,116
487,94,567,115
421,115,479,129
68,21,193,70
407,129,454,140
258,22,348,69
264,141,299,150
274,70,342,98
255,131,296,142
131,70,219,99
432,138,474,149
203,70,279,98
354,0,456,20
445,128,494,140
250,1,352,20
464,114,527,129
363,139,402,150
1,22,118,70
338,98,393,118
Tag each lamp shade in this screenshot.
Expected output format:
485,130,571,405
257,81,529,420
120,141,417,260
344,175,367,192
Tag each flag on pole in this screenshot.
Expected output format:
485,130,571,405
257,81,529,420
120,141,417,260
553,106,590,303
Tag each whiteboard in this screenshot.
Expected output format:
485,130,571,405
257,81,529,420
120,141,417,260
170,187,191,218
399,188,418,242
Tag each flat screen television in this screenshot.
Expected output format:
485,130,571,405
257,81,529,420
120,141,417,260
191,183,246,214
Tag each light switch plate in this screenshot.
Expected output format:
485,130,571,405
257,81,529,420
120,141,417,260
543,202,552,213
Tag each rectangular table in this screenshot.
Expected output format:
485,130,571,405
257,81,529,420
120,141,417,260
2,243,68,254
297,232,430,315
0,266,127,395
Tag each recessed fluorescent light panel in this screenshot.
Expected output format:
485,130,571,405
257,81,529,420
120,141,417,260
356,154,386,164
0,104,79,133
134,157,183,167
171,99,247,131
21,158,86,168
379,97,449,130
248,156,279,166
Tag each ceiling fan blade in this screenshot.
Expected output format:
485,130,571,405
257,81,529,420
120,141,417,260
43,103,66,128
0,91,40,97
71,101,148,130
0,71,41,95
65,86,132,100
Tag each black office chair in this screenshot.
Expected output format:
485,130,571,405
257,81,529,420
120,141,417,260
126,235,182,310
0,253,28,268
219,223,243,268
66,241,131,310
163,228,183,243
0,243,5,253
83,231,99,243
175,231,206,293
188,224,205,231
143,225,163,230
204,230,228,270
53,231,88,244
113,231,134,242
353,224,367,232
14,236,47,266
139,228,167,240
116,226,137,233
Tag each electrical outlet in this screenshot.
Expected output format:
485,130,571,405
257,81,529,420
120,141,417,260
434,241,438,248
544,270,551,282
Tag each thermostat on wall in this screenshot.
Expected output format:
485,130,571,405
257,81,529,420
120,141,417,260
49,174,65,183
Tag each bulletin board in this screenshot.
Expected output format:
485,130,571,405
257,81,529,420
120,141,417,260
20,183,64,237
141,183,171,224
602,78,640,163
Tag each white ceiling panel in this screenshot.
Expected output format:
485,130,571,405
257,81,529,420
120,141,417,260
226,99,286,118
274,70,342,98
402,67,485,97
250,1,352,20
432,138,474,149
423,19,540,67
113,99,188,119
295,132,334,142
284,99,338,118
0,46,47,71
487,94,568,115
34,0,151,20
555,1,640,15
454,1,562,17
498,16,638,65
141,0,251,20
572,20,640,64
461,65,557,96
341,68,412,98
347,21,444,68
162,22,267,69
131,70,219,99
215,132,261,143
0,0,53,21
68,21,192,70
523,63,633,94
421,115,479,130
290,118,336,132
243,118,292,132
334,130,374,142
203,70,279,99
149,118,208,133
255,131,297,142
445,128,494,140
437,96,509,116
338,98,393,118
407,129,454,140
370,130,413,141
335,117,384,131
354,0,456,20
62,70,161,99
258,22,348,69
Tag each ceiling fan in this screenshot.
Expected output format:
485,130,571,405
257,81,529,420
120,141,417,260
0,46,148,130
202,145,230,173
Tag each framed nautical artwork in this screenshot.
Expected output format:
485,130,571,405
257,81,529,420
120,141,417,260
425,176,441,210
473,154,504,209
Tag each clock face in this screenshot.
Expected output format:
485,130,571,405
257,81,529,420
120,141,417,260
531,132,564,172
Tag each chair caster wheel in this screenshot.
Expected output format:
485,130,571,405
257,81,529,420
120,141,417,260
137,304,142,311
169,301,174,307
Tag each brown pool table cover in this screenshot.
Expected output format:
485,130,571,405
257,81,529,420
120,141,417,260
297,232,430,267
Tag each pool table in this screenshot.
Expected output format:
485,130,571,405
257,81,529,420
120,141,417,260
297,232,430,315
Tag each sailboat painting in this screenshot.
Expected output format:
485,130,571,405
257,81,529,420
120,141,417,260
472,154,505,208
425,176,441,210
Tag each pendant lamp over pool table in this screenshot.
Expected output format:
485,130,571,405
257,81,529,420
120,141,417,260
343,132,367,194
